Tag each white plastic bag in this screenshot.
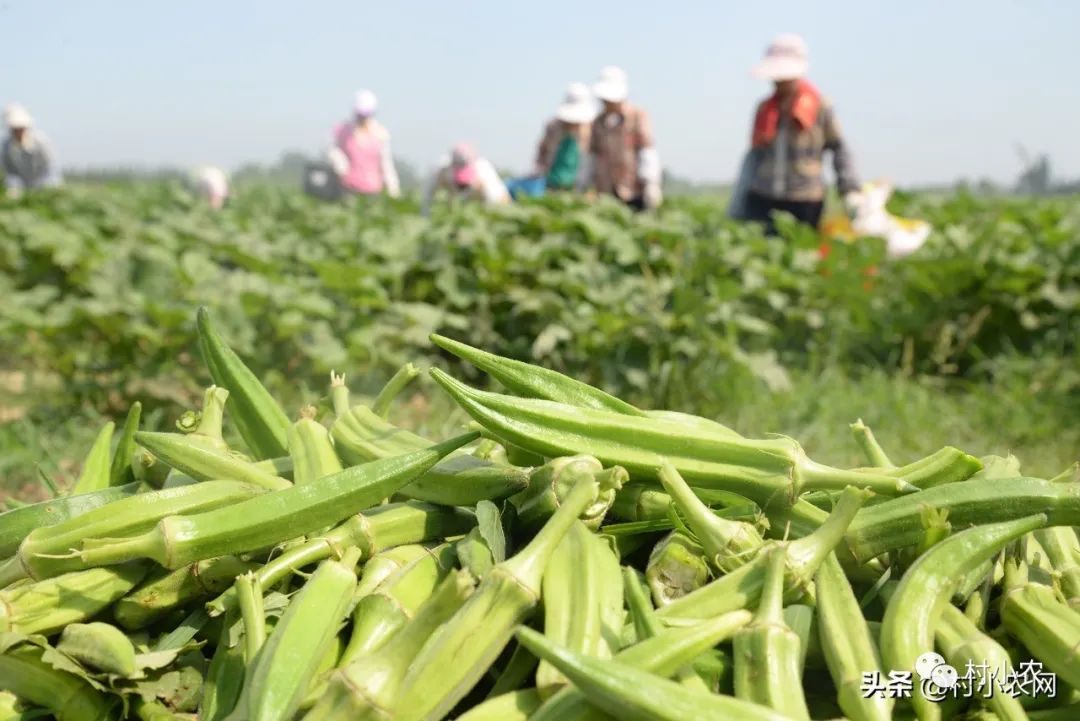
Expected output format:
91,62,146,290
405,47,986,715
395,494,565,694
848,181,931,259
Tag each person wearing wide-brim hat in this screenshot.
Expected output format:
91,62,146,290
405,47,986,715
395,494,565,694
3,104,61,198
585,65,662,210
532,82,596,193
741,33,860,232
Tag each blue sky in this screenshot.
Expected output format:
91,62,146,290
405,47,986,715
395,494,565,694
2,1,1077,185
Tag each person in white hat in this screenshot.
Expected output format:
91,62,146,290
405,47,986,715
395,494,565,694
3,104,61,198
584,66,662,210
326,89,401,198
741,33,860,232
191,166,229,209
422,142,510,215
532,82,596,192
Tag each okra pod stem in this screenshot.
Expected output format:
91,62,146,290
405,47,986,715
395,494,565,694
68,421,115,496
850,419,895,468
881,514,1046,721
353,544,433,599
645,531,710,606
204,501,475,617
78,434,475,570
235,571,265,664
658,462,764,573
197,306,292,459
372,362,420,418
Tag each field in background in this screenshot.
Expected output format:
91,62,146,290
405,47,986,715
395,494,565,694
1,183,1076,499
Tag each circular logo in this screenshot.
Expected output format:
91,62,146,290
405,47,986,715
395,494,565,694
931,664,959,689
915,652,947,680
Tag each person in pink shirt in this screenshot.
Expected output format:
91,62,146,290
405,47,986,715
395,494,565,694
327,90,401,198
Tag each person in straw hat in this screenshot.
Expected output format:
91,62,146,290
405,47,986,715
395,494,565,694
422,142,510,215
533,82,596,193
743,33,860,232
3,104,61,198
585,65,662,210
326,89,401,198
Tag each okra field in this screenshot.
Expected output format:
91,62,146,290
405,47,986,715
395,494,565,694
0,183,1078,720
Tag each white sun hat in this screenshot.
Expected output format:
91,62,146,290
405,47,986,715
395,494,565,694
752,33,809,81
354,89,378,117
593,65,629,103
555,82,596,124
4,103,33,129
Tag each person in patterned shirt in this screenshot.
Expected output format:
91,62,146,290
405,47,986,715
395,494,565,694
743,34,861,232
584,66,662,211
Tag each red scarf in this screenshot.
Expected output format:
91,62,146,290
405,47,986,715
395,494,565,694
752,80,821,148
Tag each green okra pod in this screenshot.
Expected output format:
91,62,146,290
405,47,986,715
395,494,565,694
0,645,118,721
880,446,984,489
880,514,1046,721
0,562,148,636
307,569,477,721
200,613,246,721
658,486,871,622
455,690,543,721
14,479,266,580
814,551,892,721
238,548,362,721
197,306,291,459
643,409,743,437
658,462,764,573
430,368,916,506
235,570,265,663
431,333,643,415
535,520,623,698
68,422,115,496
1032,527,1080,607
353,544,433,599
516,626,798,721
1000,557,1080,690
205,501,475,617
109,401,143,486
645,531,711,606
339,542,458,665
392,475,603,721
77,434,476,570
176,385,231,454
0,482,142,560
56,621,138,677
134,430,290,491
288,408,343,485
529,609,752,721
332,404,531,505
936,602,1028,721
113,555,256,630
733,546,811,719
845,478,1080,564
609,483,750,522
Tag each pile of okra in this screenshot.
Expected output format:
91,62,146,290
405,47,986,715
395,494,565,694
2,307,1079,721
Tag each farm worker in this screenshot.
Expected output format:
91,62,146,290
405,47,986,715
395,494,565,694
3,104,62,198
326,90,401,198
742,33,860,232
422,143,510,215
585,66,662,210
534,82,595,192
192,166,229,209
